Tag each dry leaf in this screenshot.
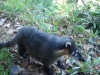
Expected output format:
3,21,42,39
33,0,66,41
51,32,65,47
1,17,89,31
94,65,100,70
6,29,15,34
0,18,6,26
4,23,10,28
83,44,94,51
85,29,91,34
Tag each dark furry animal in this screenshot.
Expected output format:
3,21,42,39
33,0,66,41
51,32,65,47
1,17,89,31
0,26,85,75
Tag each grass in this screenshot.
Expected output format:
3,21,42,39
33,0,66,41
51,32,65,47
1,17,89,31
0,48,13,75
3,0,59,33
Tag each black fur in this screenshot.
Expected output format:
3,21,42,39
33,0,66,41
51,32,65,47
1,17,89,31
0,26,85,75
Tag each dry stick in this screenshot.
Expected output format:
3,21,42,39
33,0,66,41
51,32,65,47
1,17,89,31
81,0,94,21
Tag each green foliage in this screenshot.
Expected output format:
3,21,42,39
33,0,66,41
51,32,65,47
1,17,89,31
80,56,100,74
0,0,54,25
1,0,26,13
0,0,52,13
33,0,53,7
68,56,100,75
0,48,13,75
68,66,80,75
73,25,85,35
88,30,98,38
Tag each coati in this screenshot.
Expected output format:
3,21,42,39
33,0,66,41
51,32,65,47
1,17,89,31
0,26,85,75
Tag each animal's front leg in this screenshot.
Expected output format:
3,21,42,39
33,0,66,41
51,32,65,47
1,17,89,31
43,60,53,75
44,66,53,75
57,56,66,69
22,53,29,59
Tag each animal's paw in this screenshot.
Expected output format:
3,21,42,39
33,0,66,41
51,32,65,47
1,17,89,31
45,67,53,75
22,53,29,59
58,63,66,69
0,43,3,49
57,60,66,69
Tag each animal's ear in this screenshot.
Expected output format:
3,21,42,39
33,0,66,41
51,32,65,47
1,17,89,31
69,36,73,39
65,42,71,48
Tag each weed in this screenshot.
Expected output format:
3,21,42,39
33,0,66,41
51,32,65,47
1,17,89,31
68,55,100,75
80,56,100,75
72,25,85,35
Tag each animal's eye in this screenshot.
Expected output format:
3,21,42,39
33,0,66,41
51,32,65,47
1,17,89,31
76,51,78,52
75,54,78,57
72,52,75,55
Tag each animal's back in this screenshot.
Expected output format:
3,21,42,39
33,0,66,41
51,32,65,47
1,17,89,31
15,26,64,59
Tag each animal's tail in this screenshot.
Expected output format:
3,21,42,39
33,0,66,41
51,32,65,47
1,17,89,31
0,38,16,49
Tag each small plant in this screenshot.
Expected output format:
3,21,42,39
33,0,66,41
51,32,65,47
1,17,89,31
72,25,85,35
80,55,100,75
68,55,100,75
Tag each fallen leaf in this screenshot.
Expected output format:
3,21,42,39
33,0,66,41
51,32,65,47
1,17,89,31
30,57,43,66
6,29,15,34
89,37,96,45
11,49,18,53
16,26,23,30
66,59,71,64
51,64,61,74
83,44,94,51
0,18,6,26
85,29,91,34
14,22,21,27
96,51,100,57
94,65,100,70
4,23,10,28
78,34,84,38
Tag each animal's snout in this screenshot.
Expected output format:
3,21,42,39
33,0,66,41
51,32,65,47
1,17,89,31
72,51,86,62
79,56,86,62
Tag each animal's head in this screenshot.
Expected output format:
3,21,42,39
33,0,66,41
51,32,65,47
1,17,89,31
65,37,86,62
